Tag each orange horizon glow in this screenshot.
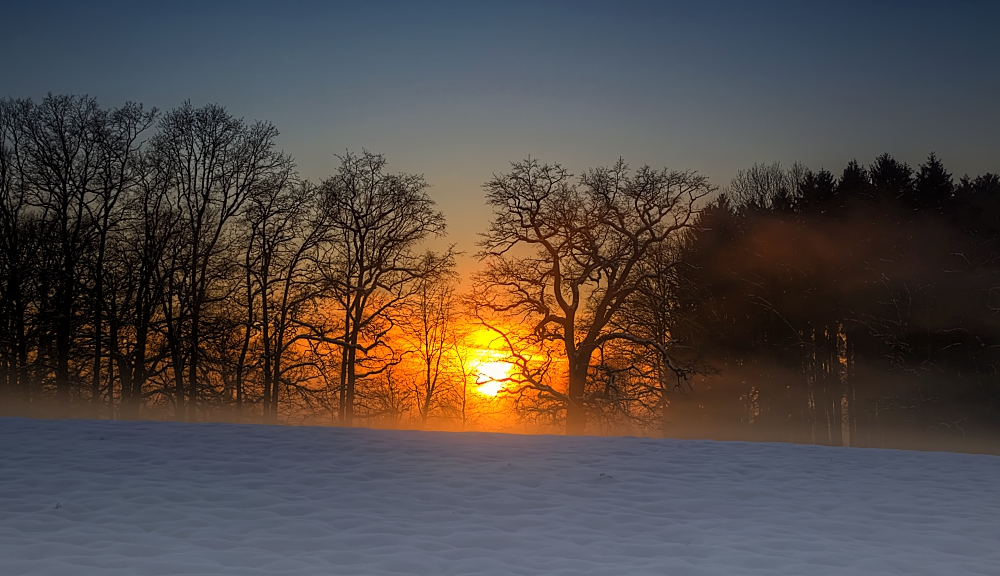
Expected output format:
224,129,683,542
461,328,516,397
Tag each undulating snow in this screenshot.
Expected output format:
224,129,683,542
1,417,998,575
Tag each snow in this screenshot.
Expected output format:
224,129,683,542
1,418,999,575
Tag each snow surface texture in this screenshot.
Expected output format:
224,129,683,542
1,418,999,576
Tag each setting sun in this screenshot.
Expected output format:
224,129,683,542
473,360,513,396
461,329,515,397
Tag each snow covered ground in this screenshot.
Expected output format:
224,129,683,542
1,418,998,575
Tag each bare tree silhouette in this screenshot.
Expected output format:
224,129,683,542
474,158,711,434
316,151,451,425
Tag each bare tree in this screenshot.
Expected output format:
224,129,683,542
18,95,106,407
475,158,712,434
242,176,331,422
358,363,413,427
151,102,292,420
0,99,39,405
316,151,450,425
599,238,706,433
85,102,157,413
451,335,474,429
725,162,806,212
397,258,459,424
109,142,183,417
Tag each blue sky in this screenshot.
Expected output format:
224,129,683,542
4,0,998,273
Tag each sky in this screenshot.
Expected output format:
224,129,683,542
4,0,999,276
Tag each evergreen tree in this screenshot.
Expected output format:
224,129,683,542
868,153,913,204
953,173,1000,245
912,152,953,212
836,160,869,208
796,169,837,215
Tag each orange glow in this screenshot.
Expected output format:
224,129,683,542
474,359,513,396
461,328,515,397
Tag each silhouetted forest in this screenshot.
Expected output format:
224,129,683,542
669,156,1000,447
0,94,457,426
1,94,998,445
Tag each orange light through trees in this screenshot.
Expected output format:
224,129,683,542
462,328,515,397
473,359,513,396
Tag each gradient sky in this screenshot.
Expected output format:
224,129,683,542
4,0,999,276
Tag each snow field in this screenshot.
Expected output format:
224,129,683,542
1,417,999,575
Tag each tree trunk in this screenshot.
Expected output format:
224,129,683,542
188,308,199,422
168,312,185,420
338,306,351,424
127,302,151,420
262,258,280,423
12,279,28,402
566,363,587,435
234,320,250,419
270,342,281,422
92,283,103,414
55,283,72,410
344,336,358,426
235,248,254,419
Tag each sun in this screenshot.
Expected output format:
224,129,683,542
459,327,518,397
474,360,513,396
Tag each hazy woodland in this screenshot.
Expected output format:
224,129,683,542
0,94,997,452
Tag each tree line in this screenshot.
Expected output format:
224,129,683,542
0,94,457,425
2,93,998,440
670,155,1000,444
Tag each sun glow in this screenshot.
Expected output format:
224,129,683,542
474,360,513,396
462,329,516,397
